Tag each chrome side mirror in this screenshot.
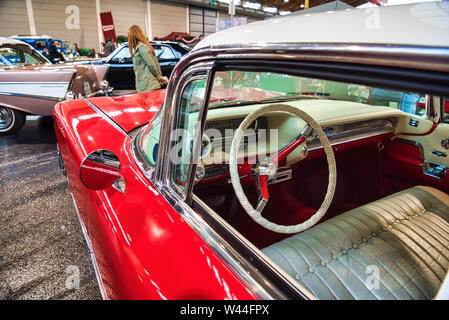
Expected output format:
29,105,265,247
80,149,122,191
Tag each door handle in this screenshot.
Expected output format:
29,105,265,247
432,150,447,157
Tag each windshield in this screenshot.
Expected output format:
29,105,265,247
0,44,48,67
208,71,426,114
138,69,427,170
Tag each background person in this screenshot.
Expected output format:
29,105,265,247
104,36,116,56
48,41,65,63
128,24,168,93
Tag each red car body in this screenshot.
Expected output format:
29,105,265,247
54,90,257,299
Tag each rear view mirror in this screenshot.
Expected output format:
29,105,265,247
80,149,120,190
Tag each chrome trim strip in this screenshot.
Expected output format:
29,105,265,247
308,128,395,152
68,192,108,300
191,194,315,300
0,91,63,102
185,69,216,204
158,183,297,300
188,43,449,72
131,129,154,182
390,137,425,159
82,98,130,138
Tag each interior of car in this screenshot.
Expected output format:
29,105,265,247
142,69,449,299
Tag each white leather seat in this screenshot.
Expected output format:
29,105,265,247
262,186,449,299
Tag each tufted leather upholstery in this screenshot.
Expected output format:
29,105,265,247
262,186,449,299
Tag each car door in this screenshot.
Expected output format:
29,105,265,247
106,46,135,90
382,96,449,194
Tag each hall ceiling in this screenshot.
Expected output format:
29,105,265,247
249,0,369,11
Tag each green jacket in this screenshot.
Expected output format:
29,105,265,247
133,42,163,92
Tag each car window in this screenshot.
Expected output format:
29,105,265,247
208,71,427,117
154,45,176,60
0,47,22,64
34,40,47,49
171,79,206,189
139,108,163,167
139,79,206,174
23,52,40,64
110,46,132,63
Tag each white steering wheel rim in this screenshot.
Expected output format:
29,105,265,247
229,103,337,234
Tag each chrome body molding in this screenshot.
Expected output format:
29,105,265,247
68,191,108,300
82,98,130,138
0,91,64,102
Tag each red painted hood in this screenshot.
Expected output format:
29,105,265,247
86,89,166,132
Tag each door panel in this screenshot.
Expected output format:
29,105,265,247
382,100,449,194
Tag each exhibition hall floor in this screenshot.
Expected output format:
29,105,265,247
0,117,100,299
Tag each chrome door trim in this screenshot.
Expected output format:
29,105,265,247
390,137,425,159
68,191,108,300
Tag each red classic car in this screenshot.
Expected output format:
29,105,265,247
54,3,449,300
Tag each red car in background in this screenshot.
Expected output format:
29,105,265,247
54,3,449,300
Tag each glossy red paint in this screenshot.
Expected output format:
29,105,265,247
53,98,257,300
80,159,120,190
87,89,166,132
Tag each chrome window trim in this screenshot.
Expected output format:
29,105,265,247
131,128,155,181
186,43,449,73
155,62,213,199
167,73,210,199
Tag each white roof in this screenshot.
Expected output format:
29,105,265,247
0,37,28,45
195,2,449,50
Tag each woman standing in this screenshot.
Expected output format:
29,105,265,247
128,25,168,92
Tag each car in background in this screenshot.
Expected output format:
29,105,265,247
53,2,449,300
0,37,111,135
10,34,79,61
92,41,190,91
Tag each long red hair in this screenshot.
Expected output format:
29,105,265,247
128,25,155,56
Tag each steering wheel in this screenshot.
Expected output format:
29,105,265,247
229,104,337,234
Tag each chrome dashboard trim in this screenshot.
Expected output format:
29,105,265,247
308,128,394,152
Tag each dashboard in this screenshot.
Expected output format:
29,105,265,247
197,99,402,181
